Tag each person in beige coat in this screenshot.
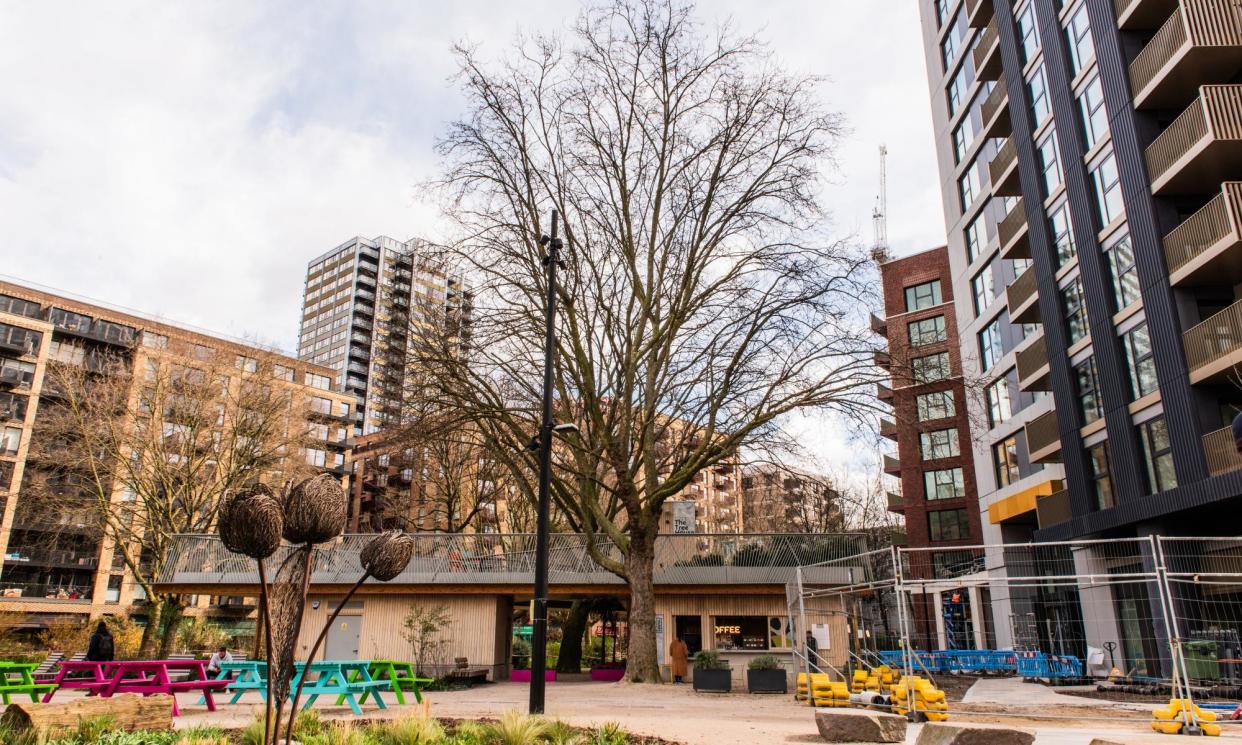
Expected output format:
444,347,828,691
669,636,690,684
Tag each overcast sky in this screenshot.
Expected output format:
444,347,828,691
1,1,941,476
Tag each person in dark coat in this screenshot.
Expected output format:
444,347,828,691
86,621,114,662
805,631,820,673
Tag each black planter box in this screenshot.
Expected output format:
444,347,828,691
693,667,732,692
746,668,787,693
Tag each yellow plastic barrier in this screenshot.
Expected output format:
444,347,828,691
851,669,868,693
1150,699,1220,737
891,675,949,722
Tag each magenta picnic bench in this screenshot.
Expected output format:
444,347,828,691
41,660,228,716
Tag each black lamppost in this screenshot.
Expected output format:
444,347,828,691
529,208,563,715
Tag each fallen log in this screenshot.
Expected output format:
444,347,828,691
1,693,174,738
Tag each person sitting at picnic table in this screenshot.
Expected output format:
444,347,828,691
207,646,232,675
86,621,114,662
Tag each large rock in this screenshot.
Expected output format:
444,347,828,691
915,723,1034,745
814,709,907,743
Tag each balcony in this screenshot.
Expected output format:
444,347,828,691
973,19,1002,82
874,350,892,368
883,454,901,475
887,491,905,514
989,137,1020,197
1183,297,1242,383
998,198,1031,260
870,313,887,335
966,0,993,28
1015,334,1050,393
1115,0,1178,30
880,418,897,440
1130,1,1242,111
1036,489,1072,530
1164,182,1242,286
1146,85,1242,195
877,382,893,402
1006,265,1040,324
980,81,1011,140
1025,408,1062,463
1203,425,1242,476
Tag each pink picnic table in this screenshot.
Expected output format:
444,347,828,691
41,660,228,716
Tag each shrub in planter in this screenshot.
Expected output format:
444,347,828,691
692,650,731,693
746,654,787,693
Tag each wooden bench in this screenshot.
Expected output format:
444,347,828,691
447,657,489,687
30,653,63,681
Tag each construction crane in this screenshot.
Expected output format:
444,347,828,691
872,145,889,262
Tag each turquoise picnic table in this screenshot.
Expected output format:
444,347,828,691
340,659,432,706
209,660,388,715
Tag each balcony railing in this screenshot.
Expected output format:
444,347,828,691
877,382,893,401
883,454,901,474
1146,85,1242,194
1164,182,1242,285
1036,489,1072,530
1006,265,1040,324
870,313,887,335
1204,425,1242,476
1025,408,1062,462
973,19,1002,81
1115,0,1178,30
981,80,1011,140
1129,0,1242,110
989,137,1020,197
887,491,905,512
0,582,93,602
880,418,897,440
999,198,1031,259
158,533,873,589
1184,297,1242,382
966,0,993,28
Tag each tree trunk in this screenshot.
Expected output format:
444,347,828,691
556,600,589,673
156,598,185,658
623,533,660,683
138,602,162,659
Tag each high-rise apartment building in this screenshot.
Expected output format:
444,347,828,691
916,0,1242,654
0,278,353,626
739,464,842,534
297,236,471,437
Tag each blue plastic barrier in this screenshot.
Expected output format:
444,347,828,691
877,649,1077,677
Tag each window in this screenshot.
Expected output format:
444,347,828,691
993,435,1020,487
1016,2,1040,65
1140,416,1176,494
191,343,215,361
1066,4,1095,78
972,265,995,316
1089,152,1124,226
948,64,971,116
1078,73,1108,150
1062,278,1088,345
0,460,12,491
905,280,943,312
986,376,1013,427
236,356,258,373
0,294,40,319
1027,64,1050,129
713,616,787,651
928,509,971,541
1049,202,1077,267
1075,356,1103,424
273,364,295,383
0,324,40,356
0,426,20,456
1105,230,1140,310
941,11,965,71
0,358,35,387
959,166,981,212
965,213,988,264
307,396,333,415
305,372,332,391
921,428,960,460
306,448,327,467
1087,442,1115,510
933,550,981,578
978,315,1004,371
1036,128,1063,198
908,316,947,346
913,352,952,383
935,0,950,28
925,467,966,501
917,391,955,421
1123,323,1157,400
0,392,27,421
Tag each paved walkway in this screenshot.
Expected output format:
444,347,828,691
164,679,1242,745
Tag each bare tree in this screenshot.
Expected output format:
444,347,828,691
421,0,880,681
25,345,316,655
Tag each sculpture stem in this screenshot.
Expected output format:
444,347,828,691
286,572,371,732
257,559,275,745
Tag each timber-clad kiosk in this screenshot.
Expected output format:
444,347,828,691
157,533,862,685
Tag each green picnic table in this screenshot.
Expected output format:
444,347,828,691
0,661,56,703
339,659,432,706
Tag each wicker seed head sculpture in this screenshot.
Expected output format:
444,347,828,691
217,485,284,559
281,473,348,545
361,530,415,581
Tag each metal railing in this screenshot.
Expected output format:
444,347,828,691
989,137,1017,193
1145,86,1242,189
1132,1,1242,106
1130,3,1191,101
998,197,1028,255
965,0,993,27
981,80,1008,133
1035,489,1072,530
158,533,870,588
1203,425,1242,476
973,19,999,79
1183,297,1242,373
1005,265,1038,315
1164,183,1241,275
0,582,93,601
883,454,901,473
1015,333,1048,387
1025,408,1060,459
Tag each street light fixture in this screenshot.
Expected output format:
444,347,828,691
529,208,565,715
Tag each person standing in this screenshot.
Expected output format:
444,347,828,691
805,631,820,673
86,621,114,662
669,636,690,684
